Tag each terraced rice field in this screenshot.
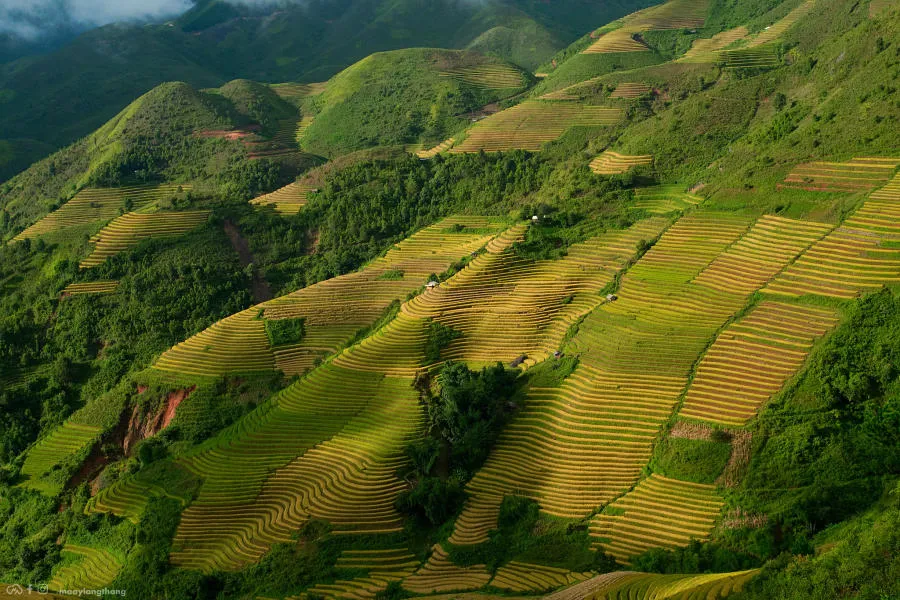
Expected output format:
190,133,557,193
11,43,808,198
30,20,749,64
449,212,753,546
590,474,724,563
747,0,816,47
450,102,622,153
609,83,652,99
269,82,327,102
153,217,504,378
590,150,653,175
691,215,832,295
489,562,591,593
719,46,780,68
583,29,649,54
154,309,276,376
679,302,839,425
20,422,101,494
404,218,669,370
93,220,504,571
583,0,708,54
86,463,197,523
439,65,525,89
548,569,758,600
247,118,302,160
48,545,122,592
401,545,491,594
61,281,119,296
633,185,702,213
250,182,316,214
765,180,900,298
416,138,455,158
687,0,813,67
12,184,189,241
780,157,900,193
557,570,754,599
304,548,418,599
80,210,210,268
679,26,748,63
166,365,425,571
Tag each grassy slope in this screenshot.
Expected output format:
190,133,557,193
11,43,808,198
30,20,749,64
300,49,530,157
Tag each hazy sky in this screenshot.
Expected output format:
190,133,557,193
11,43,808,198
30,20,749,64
0,0,194,39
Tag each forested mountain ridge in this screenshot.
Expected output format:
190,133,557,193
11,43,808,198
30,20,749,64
0,0,657,183
0,0,899,598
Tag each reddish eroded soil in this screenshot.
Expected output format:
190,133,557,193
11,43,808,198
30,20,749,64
123,386,196,455
223,220,273,303
195,125,261,140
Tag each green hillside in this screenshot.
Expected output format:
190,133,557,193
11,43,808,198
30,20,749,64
0,0,657,184
0,0,898,599
300,49,531,157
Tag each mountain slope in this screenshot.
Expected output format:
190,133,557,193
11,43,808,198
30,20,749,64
0,0,658,184
0,0,898,599
300,49,531,157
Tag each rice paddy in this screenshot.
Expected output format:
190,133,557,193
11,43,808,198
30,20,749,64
449,211,753,546
679,27,749,63
590,474,724,563
416,138,455,159
489,562,592,593
153,217,505,378
691,215,833,296
19,422,101,495
404,217,670,370
305,548,418,599
583,0,708,54
545,569,759,600
250,182,316,214
679,301,839,425
450,102,622,153
48,545,122,592
439,64,525,90
590,150,654,175
401,545,491,594
609,83,652,99
633,185,703,214
12,184,190,241
779,157,900,193
765,178,900,298
80,210,210,268
61,281,120,296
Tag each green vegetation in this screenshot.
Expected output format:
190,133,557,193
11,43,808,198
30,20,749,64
1,0,899,596
300,49,528,157
650,437,732,484
447,495,615,573
0,0,656,184
264,318,306,347
424,321,463,363
399,362,518,526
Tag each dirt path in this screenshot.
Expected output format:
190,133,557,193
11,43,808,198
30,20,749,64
223,220,273,303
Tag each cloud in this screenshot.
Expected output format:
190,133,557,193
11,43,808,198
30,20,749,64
0,0,193,40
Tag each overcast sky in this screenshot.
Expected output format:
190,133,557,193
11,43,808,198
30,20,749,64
0,0,194,39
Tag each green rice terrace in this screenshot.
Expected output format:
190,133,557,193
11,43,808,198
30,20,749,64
0,0,898,598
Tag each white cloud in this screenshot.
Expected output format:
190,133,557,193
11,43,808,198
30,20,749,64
0,0,193,39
